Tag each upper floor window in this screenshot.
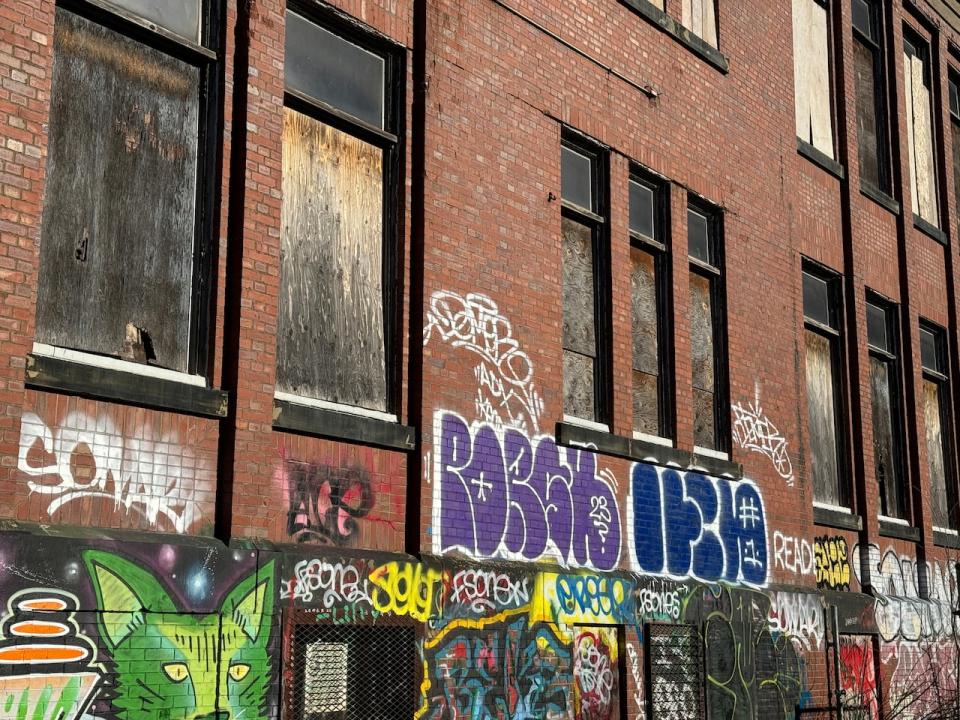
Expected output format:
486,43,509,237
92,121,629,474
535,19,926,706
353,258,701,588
793,0,835,159
948,72,960,223
561,138,610,426
904,30,940,227
852,0,891,194
866,296,907,521
629,174,672,441
921,323,955,530
278,9,401,413
803,265,848,507
35,0,216,374
688,202,727,455
681,0,718,48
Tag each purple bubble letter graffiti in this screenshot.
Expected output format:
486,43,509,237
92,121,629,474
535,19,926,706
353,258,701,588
434,412,621,571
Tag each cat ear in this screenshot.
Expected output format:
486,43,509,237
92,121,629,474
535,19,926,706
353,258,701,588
82,550,177,650
224,560,275,643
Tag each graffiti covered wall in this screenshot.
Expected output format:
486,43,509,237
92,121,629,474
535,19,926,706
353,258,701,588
0,533,278,720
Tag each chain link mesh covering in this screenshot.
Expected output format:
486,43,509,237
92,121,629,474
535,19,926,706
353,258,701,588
287,623,417,720
647,623,703,720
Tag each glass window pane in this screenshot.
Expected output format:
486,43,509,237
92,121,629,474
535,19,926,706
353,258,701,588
562,146,594,211
562,216,596,358
37,9,199,372
806,330,842,505
854,38,883,190
950,77,960,119
852,0,872,40
104,0,201,42
564,350,596,422
870,356,903,518
688,209,710,263
925,379,953,528
285,11,386,129
278,109,386,410
631,247,659,375
921,327,941,373
803,271,832,327
866,301,888,351
629,179,655,239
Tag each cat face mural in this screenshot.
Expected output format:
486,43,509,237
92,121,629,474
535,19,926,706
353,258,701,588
83,551,274,720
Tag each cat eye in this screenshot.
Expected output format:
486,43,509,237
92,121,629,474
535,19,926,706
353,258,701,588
162,663,190,683
229,664,251,682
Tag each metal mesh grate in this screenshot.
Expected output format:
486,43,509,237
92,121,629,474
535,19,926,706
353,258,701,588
647,623,703,720
288,624,416,720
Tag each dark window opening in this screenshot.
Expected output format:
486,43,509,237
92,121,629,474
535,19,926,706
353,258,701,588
630,174,671,440
803,264,848,507
866,296,907,521
36,4,216,375
921,323,956,530
688,204,726,453
852,0,891,194
288,624,417,720
561,138,609,425
278,9,399,412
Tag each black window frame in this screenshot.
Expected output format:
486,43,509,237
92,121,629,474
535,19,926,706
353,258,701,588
629,169,673,440
560,132,612,426
280,2,405,414
851,0,892,196
920,320,957,530
687,198,728,454
865,292,909,521
41,0,223,378
802,261,851,508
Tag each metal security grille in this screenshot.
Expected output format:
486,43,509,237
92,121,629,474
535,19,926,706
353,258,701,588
646,623,703,720
288,624,416,720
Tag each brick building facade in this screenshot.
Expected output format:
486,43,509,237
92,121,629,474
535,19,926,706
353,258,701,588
2,0,960,718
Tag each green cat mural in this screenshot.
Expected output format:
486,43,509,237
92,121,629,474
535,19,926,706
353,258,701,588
82,551,275,720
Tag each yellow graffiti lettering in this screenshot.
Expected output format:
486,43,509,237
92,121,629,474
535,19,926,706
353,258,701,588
369,562,443,622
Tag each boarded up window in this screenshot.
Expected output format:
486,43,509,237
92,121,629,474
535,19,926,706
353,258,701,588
632,247,660,436
793,0,835,158
36,8,200,372
563,215,598,422
681,0,717,48
806,330,842,504
904,34,939,225
278,108,387,411
803,269,844,506
690,272,716,449
921,325,955,529
853,0,889,192
949,76,960,219
867,299,904,519
688,206,723,452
